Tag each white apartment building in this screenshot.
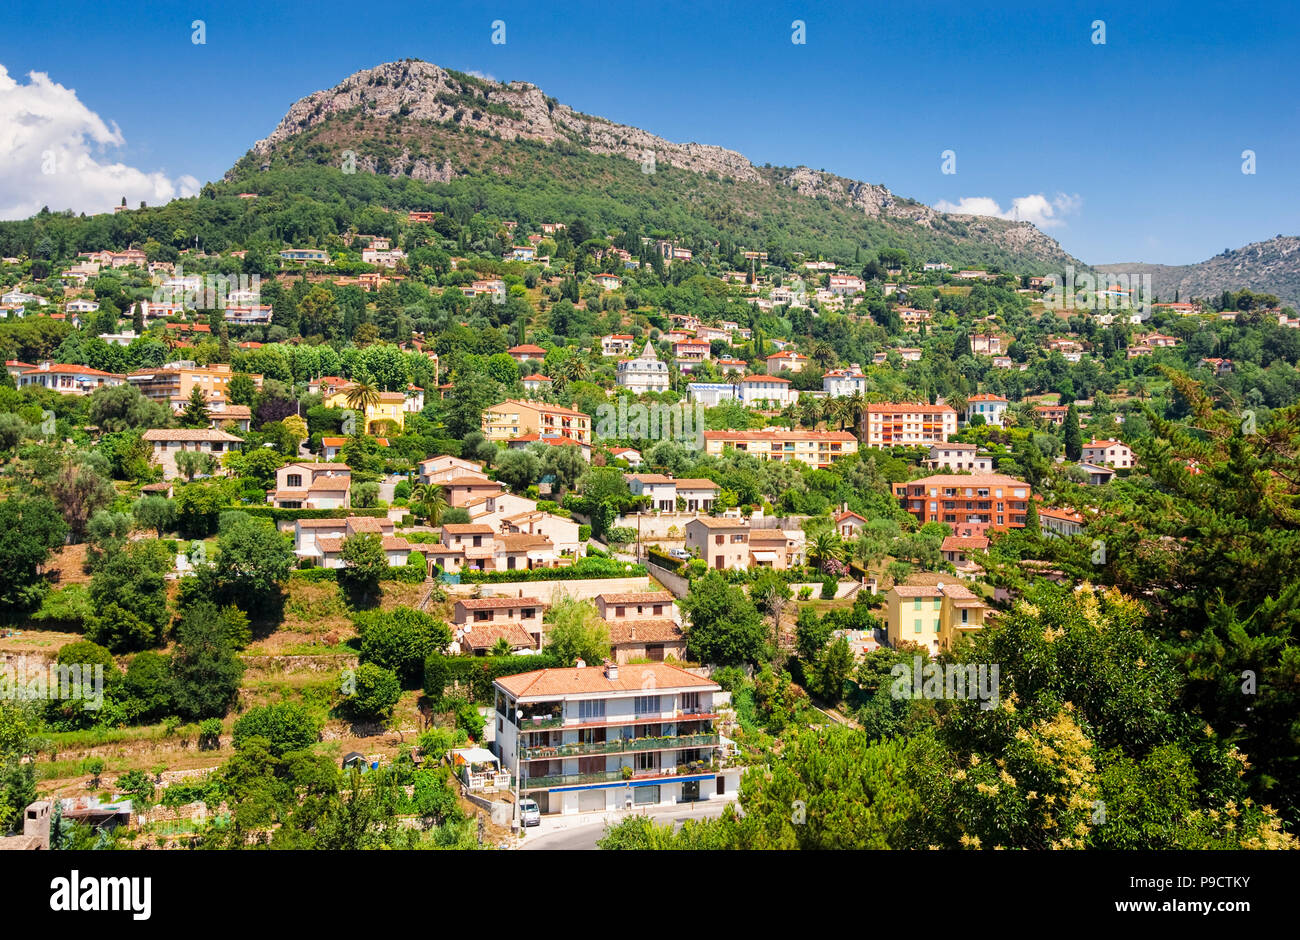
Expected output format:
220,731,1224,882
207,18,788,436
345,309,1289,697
1081,439,1135,469
922,442,994,473
965,394,1008,427
822,365,867,398
737,374,795,407
494,662,739,816
616,340,670,394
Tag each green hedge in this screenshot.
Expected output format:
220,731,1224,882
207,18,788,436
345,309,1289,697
234,506,391,523
646,548,685,572
458,559,645,583
289,564,425,584
423,653,562,703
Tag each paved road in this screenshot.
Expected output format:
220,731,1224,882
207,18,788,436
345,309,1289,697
518,799,732,850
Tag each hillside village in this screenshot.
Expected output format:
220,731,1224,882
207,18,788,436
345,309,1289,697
1,77,1299,854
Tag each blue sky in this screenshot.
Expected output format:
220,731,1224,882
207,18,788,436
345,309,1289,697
1,0,1297,265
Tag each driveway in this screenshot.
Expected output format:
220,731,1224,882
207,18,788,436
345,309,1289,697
517,798,734,850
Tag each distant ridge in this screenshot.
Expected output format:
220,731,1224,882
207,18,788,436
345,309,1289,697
227,59,1085,273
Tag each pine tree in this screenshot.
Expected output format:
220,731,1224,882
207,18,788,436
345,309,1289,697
1024,498,1040,536
1063,404,1082,461
180,387,210,428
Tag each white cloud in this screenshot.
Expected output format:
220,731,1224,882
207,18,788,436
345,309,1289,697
0,64,199,221
935,192,1081,228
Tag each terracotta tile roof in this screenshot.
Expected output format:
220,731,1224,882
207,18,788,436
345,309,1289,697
704,430,857,442
606,619,684,645
673,478,719,490
902,473,1028,489
460,622,536,651
687,516,748,529
891,582,978,600
625,473,674,484
865,402,957,414
456,596,544,610
598,591,675,605
443,474,498,487
442,523,494,535
496,533,553,551
142,428,242,442
495,663,717,699
941,536,990,551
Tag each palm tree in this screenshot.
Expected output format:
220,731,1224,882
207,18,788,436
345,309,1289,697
846,391,866,435
410,482,447,528
822,396,849,431
808,531,845,572
344,379,381,415
809,340,837,371
561,354,589,385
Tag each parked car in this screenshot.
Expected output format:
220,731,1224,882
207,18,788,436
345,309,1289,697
519,798,541,827
668,548,691,560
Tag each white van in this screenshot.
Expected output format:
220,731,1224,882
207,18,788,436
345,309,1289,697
519,799,541,827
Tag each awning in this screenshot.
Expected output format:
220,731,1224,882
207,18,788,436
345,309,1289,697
751,551,778,563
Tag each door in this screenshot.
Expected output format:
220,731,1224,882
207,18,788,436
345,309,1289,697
714,555,724,569
682,780,700,802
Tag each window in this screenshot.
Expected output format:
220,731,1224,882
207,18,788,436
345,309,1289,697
286,474,302,488
913,598,921,611
715,534,723,545
635,695,661,715
680,692,701,713
914,618,922,634
577,699,605,721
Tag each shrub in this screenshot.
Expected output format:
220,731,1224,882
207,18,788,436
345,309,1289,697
354,606,452,686
346,663,402,721
232,702,322,755
578,524,592,541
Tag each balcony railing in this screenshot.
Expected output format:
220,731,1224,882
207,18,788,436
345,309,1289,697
522,758,724,790
515,711,719,733
520,733,719,761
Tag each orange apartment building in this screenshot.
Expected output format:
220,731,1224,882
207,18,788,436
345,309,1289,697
862,402,958,448
128,362,263,411
701,429,858,468
894,473,1031,537
481,399,592,447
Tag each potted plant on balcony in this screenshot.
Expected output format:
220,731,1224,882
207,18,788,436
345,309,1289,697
620,765,633,781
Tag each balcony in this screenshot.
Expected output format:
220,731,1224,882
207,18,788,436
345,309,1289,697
520,732,719,760
516,710,719,734
522,758,725,790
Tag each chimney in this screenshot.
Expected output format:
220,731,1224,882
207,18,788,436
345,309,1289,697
604,660,619,680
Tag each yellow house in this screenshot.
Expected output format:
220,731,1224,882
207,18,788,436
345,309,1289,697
323,387,406,433
885,581,987,655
